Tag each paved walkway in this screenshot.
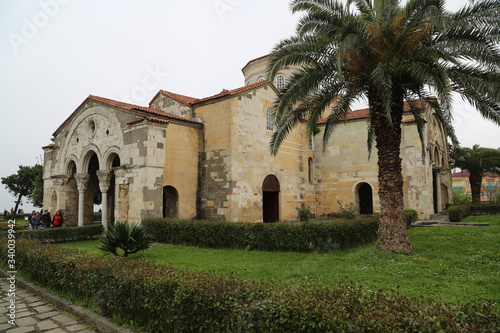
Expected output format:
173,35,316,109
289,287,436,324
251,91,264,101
0,270,133,333
0,279,97,333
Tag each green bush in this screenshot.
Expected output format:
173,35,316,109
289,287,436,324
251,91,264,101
337,200,358,219
448,205,471,222
452,190,472,204
142,218,379,253
1,239,497,333
469,204,500,215
98,221,152,257
404,209,418,228
296,203,314,222
2,224,104,243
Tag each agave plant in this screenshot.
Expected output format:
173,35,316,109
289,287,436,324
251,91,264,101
98,221,152,257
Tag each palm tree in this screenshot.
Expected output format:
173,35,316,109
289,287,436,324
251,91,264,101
268,0,500,253
454,145,500,204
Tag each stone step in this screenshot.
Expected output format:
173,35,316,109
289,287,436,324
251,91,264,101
429,213,449,222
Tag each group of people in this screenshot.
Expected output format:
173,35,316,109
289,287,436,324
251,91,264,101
28,209,64,230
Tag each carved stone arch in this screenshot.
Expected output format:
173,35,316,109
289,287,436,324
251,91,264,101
103,146,121,170
65,158,78,177
80,145,103,172
58,104,124,177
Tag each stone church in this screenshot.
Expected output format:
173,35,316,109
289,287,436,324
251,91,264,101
42,55,452,227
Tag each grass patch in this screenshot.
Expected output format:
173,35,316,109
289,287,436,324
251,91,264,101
58,215,500,310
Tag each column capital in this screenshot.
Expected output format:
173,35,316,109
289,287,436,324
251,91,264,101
97,170,112,193
75,173,90,192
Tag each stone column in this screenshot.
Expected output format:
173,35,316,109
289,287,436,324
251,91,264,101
435,169,442,213
113,167,128,222
97,170,112,231
75,173,89,227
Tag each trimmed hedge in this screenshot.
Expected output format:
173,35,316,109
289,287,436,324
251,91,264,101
404,209,419,228
1,239,498,332
469,204,500,215
448,205,471,222
142,218,379,252
447,204,500,222
0,224,103,243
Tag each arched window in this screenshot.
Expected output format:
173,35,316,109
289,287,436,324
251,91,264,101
276,74,285,91
266,108,275,132
257,76,265,82
308,158,314,184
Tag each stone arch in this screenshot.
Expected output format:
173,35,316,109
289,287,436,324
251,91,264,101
79,149,101,225
103,146,121,170
65,157,78,175
262,175,280,222
101,149,121,226
355,182,373,214
163,186,179,218
80,145,103,172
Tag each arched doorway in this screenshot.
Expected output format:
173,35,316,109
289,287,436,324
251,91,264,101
262,175,280,223
85,152,101,225
357,182,373,214
163,186,179,218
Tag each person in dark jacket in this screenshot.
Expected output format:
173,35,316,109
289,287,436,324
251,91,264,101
41,210,52,229
32,212,42,230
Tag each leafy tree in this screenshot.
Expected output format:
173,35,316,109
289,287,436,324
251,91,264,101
268,0,500,252
28,164,44,208
1,164,43,219
98,221,152,257
453,145,500,204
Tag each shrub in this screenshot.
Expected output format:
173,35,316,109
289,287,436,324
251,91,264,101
452,190,472,204
142,218,379,253
98,221,152,257
448,205,471,222
1,239,498,333
337,200,359,219
404,209,418,228
295,203,314,222
469,204,500,215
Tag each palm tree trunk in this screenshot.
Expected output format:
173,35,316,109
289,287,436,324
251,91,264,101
469,173,483,204
371,94,412,253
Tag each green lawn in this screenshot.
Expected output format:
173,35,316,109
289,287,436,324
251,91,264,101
58,215,500,309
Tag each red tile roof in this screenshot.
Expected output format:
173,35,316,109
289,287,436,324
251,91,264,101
42,143,55,149
127,117,171,126
317,99,430,125
158,81,273,106
157,90,198,105
241,54,270,73
53,95,201,136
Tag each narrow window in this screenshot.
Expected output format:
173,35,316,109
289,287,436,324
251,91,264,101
266,108,275,132
276,74,285,91
308,157,314,184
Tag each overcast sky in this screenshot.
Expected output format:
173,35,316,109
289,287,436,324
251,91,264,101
1,0,499,213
